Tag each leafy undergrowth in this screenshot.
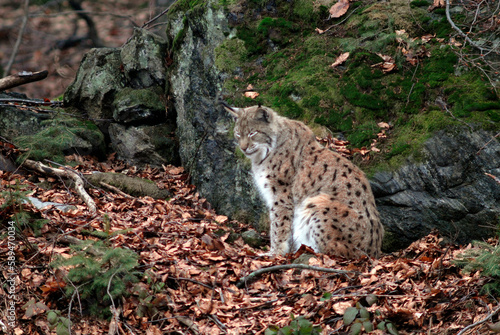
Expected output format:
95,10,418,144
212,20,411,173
0,154,497,334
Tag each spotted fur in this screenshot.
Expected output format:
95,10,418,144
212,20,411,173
224,104,384,258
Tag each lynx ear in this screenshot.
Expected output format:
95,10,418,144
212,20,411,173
256,107,271,123
220,101,242,118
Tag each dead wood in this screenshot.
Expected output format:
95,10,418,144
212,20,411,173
22,159,97,213
236,263,358,288
0,70,48,91
86,172,171,199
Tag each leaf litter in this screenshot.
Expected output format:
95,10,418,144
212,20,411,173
0,152,498,334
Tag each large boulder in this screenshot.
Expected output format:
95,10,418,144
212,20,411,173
166,1,265,224
372,128,500,249
64,28,179,166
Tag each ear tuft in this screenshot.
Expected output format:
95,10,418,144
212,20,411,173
220,100,241,118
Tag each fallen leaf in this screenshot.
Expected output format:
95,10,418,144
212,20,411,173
373,53,397,73
421,34,434,43
315,27,325,34
244,84,259,99
450,37,462,47
333,301,352,314
428,0,445,11
331,52,350,67
329,0,349,18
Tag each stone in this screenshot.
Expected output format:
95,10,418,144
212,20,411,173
108,123,171,166
372,128,500,250
166,1,265,224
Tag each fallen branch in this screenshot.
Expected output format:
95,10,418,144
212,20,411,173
0,70,49,91
457,303,500,335
445,0,487,54
236,263,357,288
22,159,97,213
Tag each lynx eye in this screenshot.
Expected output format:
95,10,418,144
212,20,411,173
234,130,240,138
248,131,258,138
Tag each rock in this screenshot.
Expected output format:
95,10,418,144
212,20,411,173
120,28,167,89
0,92,51,139
113,87,166,124
241,230,264,248
108,123,172,166
64,48,123,121
372,128,500,250
0,92,105,163
166,0,265,224
64,28,178,166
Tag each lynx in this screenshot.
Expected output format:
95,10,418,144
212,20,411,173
223,103,384,258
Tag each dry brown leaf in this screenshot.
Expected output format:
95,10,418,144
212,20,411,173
428,0,445,10
331,52,350,67
421,34,435,43
244,84,259,99
315,27,325,34
329,0,350,18
373,53,397,73
450,37,462,47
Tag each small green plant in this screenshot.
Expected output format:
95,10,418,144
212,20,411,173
455,239,500,296
1,182,48,237
52,240,140,318
47,310,72,335
265,315,322,335
340,295,399,335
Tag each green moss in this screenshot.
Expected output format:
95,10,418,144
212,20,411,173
410,0,430,7
222,0,500,173
292,0,316,22
215,38,248,73
14,116,104,164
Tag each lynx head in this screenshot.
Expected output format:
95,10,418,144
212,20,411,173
223,103,279,162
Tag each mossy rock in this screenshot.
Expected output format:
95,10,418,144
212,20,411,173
219,0,499,168
113,87,166,124
14,116,105,164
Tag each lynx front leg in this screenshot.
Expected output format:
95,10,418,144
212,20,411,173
269,207,293,255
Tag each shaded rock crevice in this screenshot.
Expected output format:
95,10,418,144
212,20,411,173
372,128,500,250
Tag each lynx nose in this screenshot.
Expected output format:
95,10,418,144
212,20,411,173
240,139,249,152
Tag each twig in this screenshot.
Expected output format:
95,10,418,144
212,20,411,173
0,97,62,106
435,97,474,131
100,182,134,198
107,271,120,335
405,63,419,107
476,131,500,155
5,0,30,76
29,10,138,26
236,264,357,288
141,2,176,28
445,0,486,54
170,276,215,290
457,303,500,335
207,314,227,333
322,7,360,33
22,159,97,212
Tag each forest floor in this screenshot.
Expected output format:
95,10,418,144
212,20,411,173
0,152,499,335
1,1,500,334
